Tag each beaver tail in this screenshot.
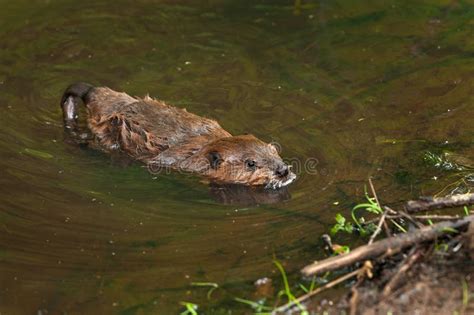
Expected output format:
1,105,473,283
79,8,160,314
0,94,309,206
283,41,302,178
60,82,94,133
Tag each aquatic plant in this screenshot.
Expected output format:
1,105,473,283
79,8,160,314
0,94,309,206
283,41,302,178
191,282,219,299
180,301,198,315
331,185,407,236
330,213,353,235
234,260,309,315
273,260,308,314
233,297,273,313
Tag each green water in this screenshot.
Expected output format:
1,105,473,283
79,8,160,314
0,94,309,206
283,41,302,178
0,0,473,313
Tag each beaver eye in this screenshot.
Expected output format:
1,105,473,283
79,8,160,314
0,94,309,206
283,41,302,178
245,159,256,170
208,151,223,169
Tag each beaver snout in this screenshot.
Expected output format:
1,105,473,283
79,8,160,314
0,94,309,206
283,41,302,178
275,164,289,178
266,163,296,189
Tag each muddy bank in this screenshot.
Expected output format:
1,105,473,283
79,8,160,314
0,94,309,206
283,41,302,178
310,226,474,314
301,196,474,315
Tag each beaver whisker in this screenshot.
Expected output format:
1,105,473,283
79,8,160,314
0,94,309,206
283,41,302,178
266,172,296,190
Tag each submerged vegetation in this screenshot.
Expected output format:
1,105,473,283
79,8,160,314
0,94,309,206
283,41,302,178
331,183,407,238
180,260,316,314
179,302,199,315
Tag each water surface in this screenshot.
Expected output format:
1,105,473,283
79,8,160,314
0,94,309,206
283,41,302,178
0,0,473,313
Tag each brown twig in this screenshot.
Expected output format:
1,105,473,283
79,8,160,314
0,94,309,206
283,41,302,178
396,214,459,221
368,178,382,212
398,210,425,228
349,282,360,315
406,193,474,212
366,214,461,224
383,220,392,238
382,206,398,237
367,178,391,242
301,215,473,276
349,261,373,315
383,206,398,215
382,248,423,297
368,208,389,245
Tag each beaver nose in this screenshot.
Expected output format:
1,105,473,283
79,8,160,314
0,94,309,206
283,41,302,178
275,165,289,177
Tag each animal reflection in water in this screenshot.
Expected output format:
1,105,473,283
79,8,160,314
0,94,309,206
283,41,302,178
208,183,291,205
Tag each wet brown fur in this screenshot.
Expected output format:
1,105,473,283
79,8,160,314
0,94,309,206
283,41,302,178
62,85,295,187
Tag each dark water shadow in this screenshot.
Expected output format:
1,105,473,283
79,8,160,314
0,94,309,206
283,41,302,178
208,182,291,206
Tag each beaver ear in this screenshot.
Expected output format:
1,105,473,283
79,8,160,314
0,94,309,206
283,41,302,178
269,142,281,154
207,151,223,169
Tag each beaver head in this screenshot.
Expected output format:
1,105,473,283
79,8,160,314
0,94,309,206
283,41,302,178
182,134,296,189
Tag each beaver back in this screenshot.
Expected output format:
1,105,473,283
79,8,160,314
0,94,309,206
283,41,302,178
85,87,231,161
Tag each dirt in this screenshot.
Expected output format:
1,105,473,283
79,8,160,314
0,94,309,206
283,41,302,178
307,225,474,315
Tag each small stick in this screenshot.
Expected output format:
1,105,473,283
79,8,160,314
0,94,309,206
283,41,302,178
395,214,459,221
366,214,461,224
349,261,372,315
368,178,382,213
383,220,392,238
367,178,391,242
383,206,398,236
301,215,473,276
349,284,359,315
406,193,474,212
383,205,417,232
384,206,398,215
368,208,389,244
398,210,424,228
382,249,423,297
272,268,361,314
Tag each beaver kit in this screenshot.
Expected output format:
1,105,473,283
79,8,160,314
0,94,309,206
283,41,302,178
60,83,296,189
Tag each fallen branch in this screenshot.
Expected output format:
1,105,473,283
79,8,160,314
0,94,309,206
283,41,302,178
301,215,473,277
406,193,474,212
